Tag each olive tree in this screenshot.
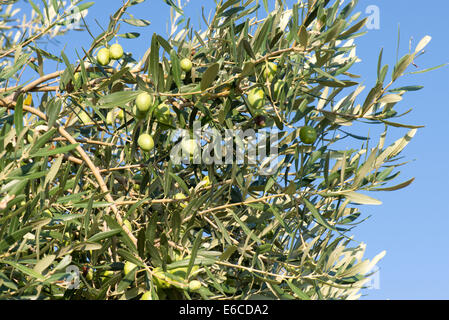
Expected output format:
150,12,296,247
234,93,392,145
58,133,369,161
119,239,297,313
0,0,437,300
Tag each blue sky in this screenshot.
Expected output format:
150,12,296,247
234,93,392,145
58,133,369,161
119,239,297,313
17,0,449,299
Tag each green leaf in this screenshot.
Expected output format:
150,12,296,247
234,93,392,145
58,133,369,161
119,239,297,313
150,33,160,90
28,0,44,22
1,260,45,281
87,229,122,243
118,32,140,39
200,63,219,91
241,39,256,59
186,229,203,278
392,54,413,81
33,255,56,274
44,155,63,187
117,266,137,292
170,49,181,89
0,226,33,251
342,191,382,205
303,198,337,230
378,94,402,104
76,2,94,12
371,177,415,191
29,143,78,158
298,25,308,47
98,91,140,109
339,18,367,39
14,95,23,137
123,18,150,27
286,280,311,300
408,63,448,75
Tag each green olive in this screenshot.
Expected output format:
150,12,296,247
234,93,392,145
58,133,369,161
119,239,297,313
136,92,153,112
140,291,152,300
299,125,317,145
138,133,155,152
262,62,277,82
109,43,124,60
188,280,202,291
247,88,265,110
180,58,192,72
96,48,110,66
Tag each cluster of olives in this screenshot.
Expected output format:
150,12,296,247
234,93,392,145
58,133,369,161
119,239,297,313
121,259,202,300
96,43,124,66
246,61,317,145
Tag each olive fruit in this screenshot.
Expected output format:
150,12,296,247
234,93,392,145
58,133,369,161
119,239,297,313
254,115,266,127
154,102,172,127
180,58,192,72
138,133,155,151
117,109,125,120
86,268,93,281
299,125,317,145
74,72,81,84
135,92,153,113
181,139,199,156
96,48,110,66
109,43,124,60
273,80,285,100
106,110,115,124
152,267,172,289
188,280,202,291
140,291,152,300
247,88,265,109
262,62,277,82
124,261,137,275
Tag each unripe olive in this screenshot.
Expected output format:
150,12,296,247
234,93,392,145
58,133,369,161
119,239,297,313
188,280,202,291
262,62,277,82
86,268,93,281
136,92,153,113
180,58,192,72
247,88,265,109
273,80,285,100
299,125,317,145
153,267,171,289
97,48,110,66
180,139,199,156
140,291,152,300
109,43,124,60
106,110,115,124
117,109,125,120
138,133,155,152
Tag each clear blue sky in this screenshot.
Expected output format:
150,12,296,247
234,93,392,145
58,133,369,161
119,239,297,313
21,0,449,299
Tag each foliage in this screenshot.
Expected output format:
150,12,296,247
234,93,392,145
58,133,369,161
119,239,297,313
0,0,437,300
